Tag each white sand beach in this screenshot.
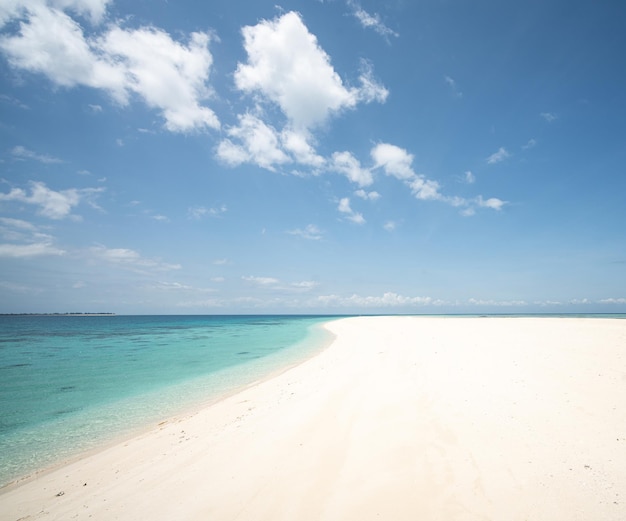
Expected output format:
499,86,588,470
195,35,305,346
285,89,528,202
2,316,625,520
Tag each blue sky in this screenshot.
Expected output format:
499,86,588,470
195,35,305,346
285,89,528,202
0,0,625,314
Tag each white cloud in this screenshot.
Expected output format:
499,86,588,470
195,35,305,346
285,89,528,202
280,129,325,168
188,204,227,219
242,275,279,286
219,11,385,175
371,142,415,180
356,59,389,104
99,27,219,132
338,197,365,224
460,195,507,216
147,281,215,293
475,196,506,211
347,1,398,40
522,138,537,150
331,151,373,187
408,176,442,201
51,0,111,24
90,245,181,271
216,113,289,171
599,298,626,305
369,142,506,214
0,216,38,232
215,138,249,168
0,5,127,95
0,0,109,26
540,112,557,122
486,147,510,164
372,142,444,201
0,241,64,257
383,220,396,231
288,224,323,240
468,298,528,307
355,189,380,201
0,217,65,256
317,292,433,308
464,170,475,184
11,145,63,164
0,181,103,219
0,4,219,132
291,280,319,290
234,11,386,131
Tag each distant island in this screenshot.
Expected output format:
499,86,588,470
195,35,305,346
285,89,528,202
0,313,116,316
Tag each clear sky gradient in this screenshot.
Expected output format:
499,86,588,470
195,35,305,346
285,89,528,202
1,0,625,314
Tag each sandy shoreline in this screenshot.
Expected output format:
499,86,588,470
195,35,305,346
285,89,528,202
2,316,625,520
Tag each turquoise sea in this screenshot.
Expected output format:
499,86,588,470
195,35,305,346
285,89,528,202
0,315,337,487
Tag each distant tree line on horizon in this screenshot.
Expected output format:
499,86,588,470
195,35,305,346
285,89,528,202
0,312,116,316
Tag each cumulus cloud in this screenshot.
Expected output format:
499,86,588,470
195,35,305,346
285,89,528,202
99,27,219,132
280,129,325,168
370,142,506,214
331,151,373,187
460,195,507,216
234,11,387,131
475,196,506,210
486,147,510,164
217,116,326,172
355,189,380,201
0,181,103,219
338,197,365,224
371,142,443,201
217,11,385,175
51,0,112,24
0,5,125,91
0,3,219,132
408,176,442,201
371,143,415,180
216,113,289,171
540,112,557,122
464,170,475,184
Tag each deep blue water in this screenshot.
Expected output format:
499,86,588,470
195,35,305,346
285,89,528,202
0,315,337,487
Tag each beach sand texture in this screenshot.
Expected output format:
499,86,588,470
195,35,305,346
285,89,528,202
2,316,625,520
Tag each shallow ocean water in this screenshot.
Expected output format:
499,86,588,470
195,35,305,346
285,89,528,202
0,315,336,486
